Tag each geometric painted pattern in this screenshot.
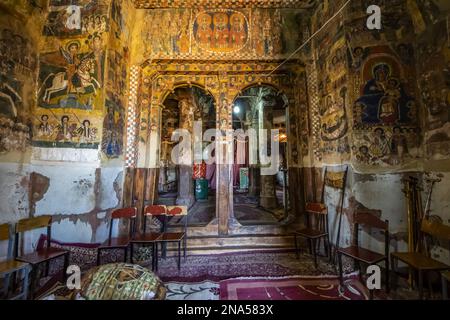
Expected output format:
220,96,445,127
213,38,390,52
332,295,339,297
125,66,141,168
306,61,321,161
132,0,318,9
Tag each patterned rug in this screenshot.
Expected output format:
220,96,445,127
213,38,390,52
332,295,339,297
219,275,368,300
156,250,351,282
165,281,220,300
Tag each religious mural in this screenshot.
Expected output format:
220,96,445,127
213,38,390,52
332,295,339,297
138,8,307,60
38,37,105,111
0,0,47,17
313,16,351,162
193,10,249,53
345,0,415,46
33,112,100,148
416,19,450,160
33,0,122,150
351,47,420,167
107,47,128,97
141,8,191,56
354,55,416,127
101,95,125,158
0,11,37,153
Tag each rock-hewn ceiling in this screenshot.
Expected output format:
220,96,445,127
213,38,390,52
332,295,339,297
132,0,318,9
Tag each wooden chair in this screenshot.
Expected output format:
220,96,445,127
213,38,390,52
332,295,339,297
130,205,165,271
442,271,450,300
14,216,69,299
294,203,330,268
166,205,188,257
391,218,450,299
160,206,188,270
0,223,30,300
97,207,137,266
337,209,390,298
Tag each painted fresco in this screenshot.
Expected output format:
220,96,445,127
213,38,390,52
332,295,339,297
33,112,100,148
313,13,351,162
107,47,129,97
33,0,112,150
141,9,191,56
43,1,109,37
193,10,249,53
100,0,132,159
354,54,416,127
38,35,105,110
416,20,450,160
0,0,47,17
351,47,421,166
101,95,125,158
138,8,307,60
345,0,415,46
0,14,38,153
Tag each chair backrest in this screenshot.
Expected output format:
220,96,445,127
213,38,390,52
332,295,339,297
16,216,52,233
144,205,167,216
305,203,327,215
109,207,137,239
166,206,188,216
421,218,450,241
0,223,13,259
111,207,137,220
305,202,328,232
0,223,9,241
354,209,388,230
143,205,167,234
15,216,53,256
353,209,389,256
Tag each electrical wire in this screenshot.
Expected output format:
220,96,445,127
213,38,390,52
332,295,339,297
266,0,351,76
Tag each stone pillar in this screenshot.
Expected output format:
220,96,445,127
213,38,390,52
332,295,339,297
259,101,278,210
176,97,195,207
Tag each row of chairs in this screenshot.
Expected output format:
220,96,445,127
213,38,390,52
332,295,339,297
97,205,188,271
0,216,69,300
0,205,188,299
293,202,450,299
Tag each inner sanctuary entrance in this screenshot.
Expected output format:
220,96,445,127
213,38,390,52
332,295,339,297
156,85,217,227
232,85,290,225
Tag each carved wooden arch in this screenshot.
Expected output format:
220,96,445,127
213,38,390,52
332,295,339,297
150,75,222,111
158,81,219,109
231,82,290,107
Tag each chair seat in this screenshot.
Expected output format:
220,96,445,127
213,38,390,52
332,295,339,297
16,247,67,265
99,237,131,248
132,233,162,243
0,259,29,275
159,232,185,242
295,228,327,239
391,252,450,271
338,246,386,264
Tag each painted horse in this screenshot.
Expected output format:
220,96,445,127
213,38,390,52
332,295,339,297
40,57,100,104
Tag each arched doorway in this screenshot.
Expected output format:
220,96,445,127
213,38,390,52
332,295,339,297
155,85,217,227
232,85,289,225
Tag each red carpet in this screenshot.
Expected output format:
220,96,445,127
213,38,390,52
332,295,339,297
219,275,368,300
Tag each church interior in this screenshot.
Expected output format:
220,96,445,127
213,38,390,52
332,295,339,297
0,0,450,301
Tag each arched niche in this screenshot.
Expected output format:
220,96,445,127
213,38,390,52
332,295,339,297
230,83,291,226
155,83,218,227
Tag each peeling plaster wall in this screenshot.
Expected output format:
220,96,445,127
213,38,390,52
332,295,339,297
0,163,30,224
352,173,409,253
0,0,135,255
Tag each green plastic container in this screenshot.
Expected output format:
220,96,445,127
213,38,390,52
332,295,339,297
195,179,209,200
